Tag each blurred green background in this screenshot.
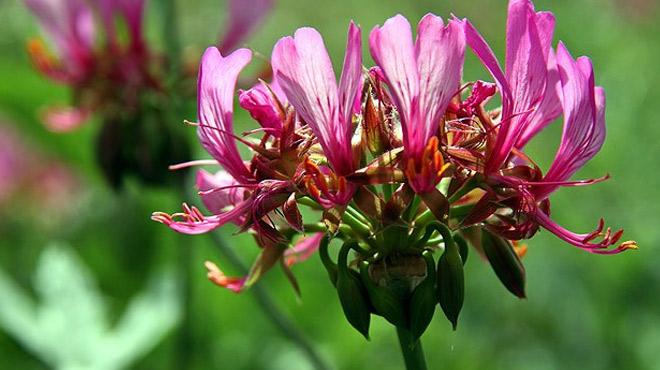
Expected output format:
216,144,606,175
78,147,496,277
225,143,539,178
0,0,658,369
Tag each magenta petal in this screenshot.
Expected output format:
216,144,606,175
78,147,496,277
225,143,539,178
369,14,418,149
238,81,284,135
196,169,246,217
538,43,605,198
338,21,363,130
197,47,253,183
414,15,465,156
272,26,355,176
284,233,324,266
42,105,90,132
219,0,273,54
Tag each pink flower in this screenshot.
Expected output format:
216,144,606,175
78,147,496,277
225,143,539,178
464,0,560,174
219,0,274,54
272,23,362,178
25,0,96,84
369,14,465,193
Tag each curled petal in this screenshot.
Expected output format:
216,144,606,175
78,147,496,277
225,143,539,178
197,47,254,183
151,201,251,235
205,261,246,293
534,210,636,254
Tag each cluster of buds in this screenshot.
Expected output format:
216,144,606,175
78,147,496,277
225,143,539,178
153,0,637,338
25,0,273,187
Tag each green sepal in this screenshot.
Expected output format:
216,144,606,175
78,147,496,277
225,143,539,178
359,261,408,328
336,241,371,339
481,230,526,298
409,251,438,340
435,224,464,330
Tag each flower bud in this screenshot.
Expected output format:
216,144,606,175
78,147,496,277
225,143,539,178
336,241,371,339
359,260,407,328
437,228,464,330
408,251,437,340
481,229,526,298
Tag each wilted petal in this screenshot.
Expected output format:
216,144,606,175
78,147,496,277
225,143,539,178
205,261,246,293
219,0,273,54
197,47,253,183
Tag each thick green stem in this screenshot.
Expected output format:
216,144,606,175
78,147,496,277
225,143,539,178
209,232,330,370
396,327,428,370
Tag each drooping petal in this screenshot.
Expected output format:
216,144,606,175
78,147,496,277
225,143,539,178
196,169,246,216
219,0,273,54
534,209,636,254
205,261,246,293
284,233,324,266
197,47,253,183
272,26,356,176
414,15,465,156
151,200,252,235
538,43,605,198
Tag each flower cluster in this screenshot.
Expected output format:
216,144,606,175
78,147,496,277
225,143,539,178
25,0,273,131
153,0,637,337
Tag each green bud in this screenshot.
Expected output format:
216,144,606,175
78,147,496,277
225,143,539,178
318,236,338,285
408,251,437,340
435,224,464,330
453,233,469,265
336,241,371,339
359,261,408,328
481,230,526,298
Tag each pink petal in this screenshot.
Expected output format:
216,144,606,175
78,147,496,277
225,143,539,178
238,81,284,135
272,26,355,176
219,0,274,54
205,261,247,293
338,21,363,132
369,15,419,151
196,169,246,216
197,47,253,183
284,233,324,266
151,200,252,235
539,43,605,198
25,0,95,78
516,48,562,147
42,105,90,132
414,15,465,155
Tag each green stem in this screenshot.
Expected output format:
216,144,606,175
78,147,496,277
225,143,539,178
396,327,428,370
209,232,330,370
